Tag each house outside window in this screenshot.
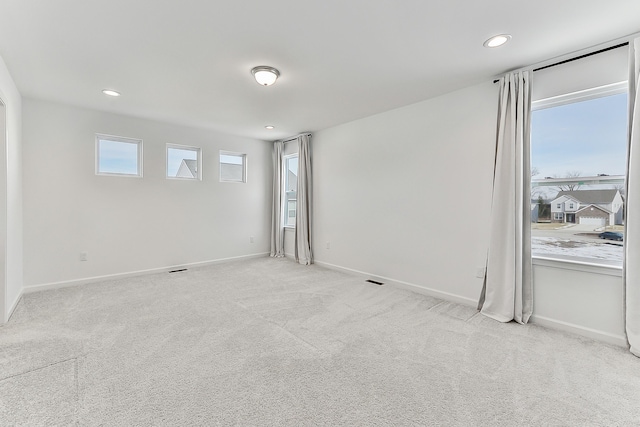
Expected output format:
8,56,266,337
284,154,298,227
167,144,201,180
220,152,246,183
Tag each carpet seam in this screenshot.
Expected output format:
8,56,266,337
0,355,81,383
231,300,331,357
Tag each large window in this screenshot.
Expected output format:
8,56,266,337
284,154,298,227
96,134,142,177
530,84,628,266
220,152,246,183
167,144,201,180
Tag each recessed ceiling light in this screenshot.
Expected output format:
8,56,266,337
483,34,512,48
102,89,121,97
251,66,280,86
265,125,275,130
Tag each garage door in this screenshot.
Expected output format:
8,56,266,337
579,217,606,226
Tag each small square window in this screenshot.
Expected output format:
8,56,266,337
96,134,142,176
220,152,246,183
167,144,201,180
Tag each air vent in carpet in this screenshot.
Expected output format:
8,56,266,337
366,279,384,286
168,268,187,273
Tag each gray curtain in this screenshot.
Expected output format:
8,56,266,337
270,141,285,257
295,134,313,265
479,71,533,324
625,37,640,356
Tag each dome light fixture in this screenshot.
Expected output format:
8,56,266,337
251,66,280,86
102,89,121,97
265,125,275,130
483,34,512,48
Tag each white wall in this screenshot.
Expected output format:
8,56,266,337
0,55,23,323
23,99,272,288
313,82,497,303
531,260,624,345
312,80,627,345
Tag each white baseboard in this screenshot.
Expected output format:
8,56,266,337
314,260,478,307
315,260,627,348
4,290,24,323
23,252,270,294
529,314,627,348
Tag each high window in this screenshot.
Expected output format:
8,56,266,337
220,152,246,183
96,134,142,177
284,154,298,227
167,144,201,180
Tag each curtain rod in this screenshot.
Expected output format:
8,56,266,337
282,133,312,143
533,42,628,72
492,41,629,83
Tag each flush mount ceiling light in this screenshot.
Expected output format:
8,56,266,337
483,34,512,48
102,89,121,97
251,66,280,86
265,125,275,130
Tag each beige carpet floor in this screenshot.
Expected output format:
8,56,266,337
1,257,639,426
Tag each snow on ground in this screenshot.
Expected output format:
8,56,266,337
532,237,623,262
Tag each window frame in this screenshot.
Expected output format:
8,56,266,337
219,151,247,183
166,143,202,181
530,81,628,269
95,133,143,177
283,153,298,229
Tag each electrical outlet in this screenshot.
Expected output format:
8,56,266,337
80,252,88,262
250,236,254,243
475,267,485,278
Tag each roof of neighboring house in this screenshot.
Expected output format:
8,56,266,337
553,189,620,205
183,159,197,176
176,159,197,178
575,204,613,215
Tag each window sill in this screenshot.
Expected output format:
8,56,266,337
284,226,295,231
532,255,622,277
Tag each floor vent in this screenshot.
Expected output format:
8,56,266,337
168,268,187,273
366,279,384,286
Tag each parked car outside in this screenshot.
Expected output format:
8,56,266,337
598,231,623,241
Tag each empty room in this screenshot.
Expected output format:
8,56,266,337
2,1,640,425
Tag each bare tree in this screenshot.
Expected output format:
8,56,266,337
554,171,582,192
531,166,544,198
531,166,539,178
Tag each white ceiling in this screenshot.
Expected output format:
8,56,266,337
1,0,639,140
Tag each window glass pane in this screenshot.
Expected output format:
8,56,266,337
531,91,627,265
97,136,141,176
220,152,246,182
284,155,298,226
167,146,199,179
